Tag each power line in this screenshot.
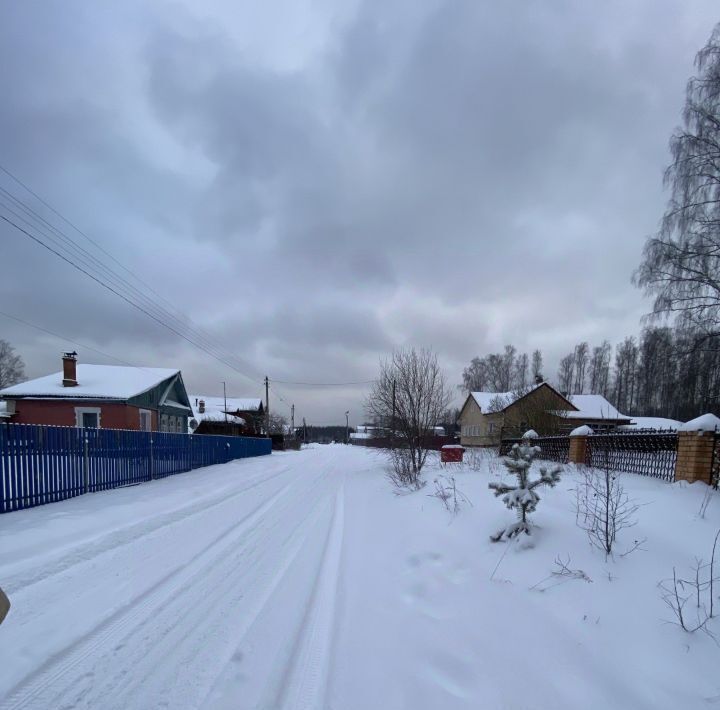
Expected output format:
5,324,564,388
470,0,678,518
0,213,262,385
0,162,189,316
0,164,265,382
0,309,143,368
0,190,263,382
0,165,376,395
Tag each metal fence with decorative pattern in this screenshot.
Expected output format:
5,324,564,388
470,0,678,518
499,429,679,482
584,430,678,482
498,435,570,464
711,432,720,489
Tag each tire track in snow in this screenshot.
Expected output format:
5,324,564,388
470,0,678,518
0,474,297,710
272,479,346,710
3,464,292,595
100,467,339,709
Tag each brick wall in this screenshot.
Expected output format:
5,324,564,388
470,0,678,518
4,399,157,431
674,431,714,484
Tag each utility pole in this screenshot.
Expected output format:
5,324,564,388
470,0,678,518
264,376,270,436
222,381,227,424
345,410,350,445
291,404,295,437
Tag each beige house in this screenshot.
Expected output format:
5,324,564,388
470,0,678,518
458,383,632,447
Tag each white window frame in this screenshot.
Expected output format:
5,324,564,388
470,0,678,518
75,406,102,429
487,422,495,435
160,413,168,432
139,409,152,432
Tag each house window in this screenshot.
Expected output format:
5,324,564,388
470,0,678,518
488,422,495,435
160,414,168,432
139,409,152,432
75,407,101,429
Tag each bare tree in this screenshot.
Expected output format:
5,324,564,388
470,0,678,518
267,412,288,435
572,341,589,394
514,352,529,390
613,337,639,413
366,347,451,489
589,341,612,396
557,353,575,394
531,349,544,382
460,357,487,393
0,340,25,390
635,24,720,339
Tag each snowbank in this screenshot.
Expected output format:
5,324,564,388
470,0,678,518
569,424,594,436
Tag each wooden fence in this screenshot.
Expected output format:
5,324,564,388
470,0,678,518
1,423,271,513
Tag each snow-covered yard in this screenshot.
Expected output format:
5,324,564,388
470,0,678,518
1,444,719,709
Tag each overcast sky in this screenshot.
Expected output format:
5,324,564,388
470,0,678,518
0,0,718,424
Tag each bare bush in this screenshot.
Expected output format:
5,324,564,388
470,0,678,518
574,464,641,559
658,529,720,636
530,554,593,592
465,447,502,476
386,448,423,490
428,475,472,515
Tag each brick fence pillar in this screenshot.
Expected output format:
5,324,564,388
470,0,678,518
568,425,593,465
673,414,720,484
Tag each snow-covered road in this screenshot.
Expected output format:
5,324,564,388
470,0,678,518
0,448,347,710
2,444,720,709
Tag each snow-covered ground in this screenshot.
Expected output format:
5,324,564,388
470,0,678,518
1,444,719,709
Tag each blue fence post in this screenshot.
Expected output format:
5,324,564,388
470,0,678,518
83,431,89,494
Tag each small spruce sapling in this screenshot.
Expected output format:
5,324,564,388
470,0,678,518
489,435,561,542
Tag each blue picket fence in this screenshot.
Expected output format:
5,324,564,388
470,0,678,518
0,423,272,513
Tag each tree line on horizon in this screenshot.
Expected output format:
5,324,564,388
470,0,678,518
460,325,720,422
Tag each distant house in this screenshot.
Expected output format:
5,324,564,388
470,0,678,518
458,382,632,447
189,395,264,435
0,352,192,432
562,394,632,432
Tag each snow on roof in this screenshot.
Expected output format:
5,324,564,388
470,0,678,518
189,395,261,423
565,394,628,421
470,391,513,412
0,365,180,401
619,417,682,431
679,413,720,432
470,384,547,413
163,399,191,412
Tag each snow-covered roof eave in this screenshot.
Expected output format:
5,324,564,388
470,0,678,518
0,365,182,401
